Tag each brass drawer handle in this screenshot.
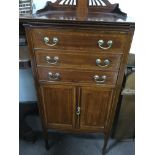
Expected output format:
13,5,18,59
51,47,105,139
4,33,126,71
98,40,113,50
94,75,107,83
45,56,59,65
48,72,60,81
96,59,110,67
76,106,81,115
44,37,59,47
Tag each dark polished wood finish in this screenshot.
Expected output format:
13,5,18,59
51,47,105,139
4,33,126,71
37,67,118,85
36,0,127,20
23,1,134,154
31,28,126,52
79,87,114,131
35,50,122,70
40,84,76,129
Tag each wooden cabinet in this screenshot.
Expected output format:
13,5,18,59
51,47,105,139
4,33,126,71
25,24,134,154
22,1,135,154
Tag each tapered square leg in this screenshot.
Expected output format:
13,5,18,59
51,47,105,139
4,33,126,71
43,129,50,150
45,139,50,150
102,135,109,155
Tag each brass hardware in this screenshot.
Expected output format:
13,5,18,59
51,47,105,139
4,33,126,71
98,40,113,50
44,37,59,47
45,56,59,64
76,106,81,115
44,37,49,43
94,75,107,83
48,72,60,81
96,59,110,67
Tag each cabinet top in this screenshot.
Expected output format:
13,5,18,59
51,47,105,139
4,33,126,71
20,11,134,25
20,0,134,27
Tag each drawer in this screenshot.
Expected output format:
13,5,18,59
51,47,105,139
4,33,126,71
31,28,127,53
35,50,122,70
37,67,118,85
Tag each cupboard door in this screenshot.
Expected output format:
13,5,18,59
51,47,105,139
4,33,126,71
40,84,76,129
79,87,114,131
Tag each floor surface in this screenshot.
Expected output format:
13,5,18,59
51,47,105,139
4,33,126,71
19,115,135,155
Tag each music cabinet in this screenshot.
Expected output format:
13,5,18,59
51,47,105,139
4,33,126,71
21,0,135,154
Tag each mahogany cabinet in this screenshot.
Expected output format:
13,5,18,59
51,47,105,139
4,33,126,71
22,0,135,154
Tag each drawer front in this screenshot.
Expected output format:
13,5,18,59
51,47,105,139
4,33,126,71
35,50,122,70
31,28,126,53
37,67,118,85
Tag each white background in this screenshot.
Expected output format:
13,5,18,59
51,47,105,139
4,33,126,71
0,0,155,155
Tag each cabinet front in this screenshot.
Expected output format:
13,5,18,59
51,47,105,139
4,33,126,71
79,87,114,131
40,84,76,129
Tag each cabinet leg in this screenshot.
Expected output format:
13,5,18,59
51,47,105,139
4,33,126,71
45,139,50,150
43,129,50,150
102,135,109,155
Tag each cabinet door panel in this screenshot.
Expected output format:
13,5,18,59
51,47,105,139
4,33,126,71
80,87,114,130
40,84,76,129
